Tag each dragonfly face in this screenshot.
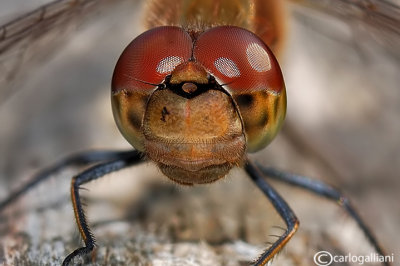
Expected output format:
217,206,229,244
112,26,286,184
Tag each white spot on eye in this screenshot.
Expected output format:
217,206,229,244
214,57,240,77
246,43,271,72
156,56,183,73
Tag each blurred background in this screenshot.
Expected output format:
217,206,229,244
0,0,399,265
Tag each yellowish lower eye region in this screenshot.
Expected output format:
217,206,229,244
233,88,286,152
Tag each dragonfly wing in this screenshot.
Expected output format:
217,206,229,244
0,0,140,104
290,0,400,57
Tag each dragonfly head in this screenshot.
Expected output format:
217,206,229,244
111,26,286,184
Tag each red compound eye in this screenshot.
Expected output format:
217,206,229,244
112,26,193,92
193,26,283,93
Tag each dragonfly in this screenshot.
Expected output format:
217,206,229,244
0,0,399,265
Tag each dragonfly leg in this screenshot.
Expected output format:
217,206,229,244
62,151,142,266
244,160,299,266
255,163,390,266
0,150,138,212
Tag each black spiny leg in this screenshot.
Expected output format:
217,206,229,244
62,150,142,266
0,150,135,212
256,164,390,266
244,161,299,266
